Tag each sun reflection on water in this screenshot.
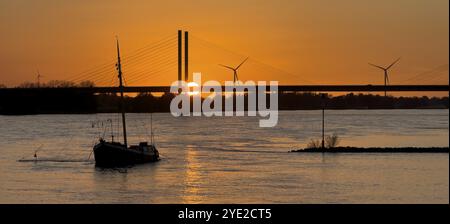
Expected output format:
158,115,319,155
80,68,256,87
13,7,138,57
182,146,204,203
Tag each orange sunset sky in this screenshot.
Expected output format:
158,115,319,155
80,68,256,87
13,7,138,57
0,0,448,89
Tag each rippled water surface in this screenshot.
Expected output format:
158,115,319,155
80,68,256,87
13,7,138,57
0,110,448,203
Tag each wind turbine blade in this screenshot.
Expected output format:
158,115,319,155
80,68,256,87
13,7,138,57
386,57,401,70
219,64,235,70
368,63,386,70
386,74,390,85
235,57,249,70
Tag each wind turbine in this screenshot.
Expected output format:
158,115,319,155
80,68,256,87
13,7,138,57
36,70,43,88
219,57,249,83
369,57,400,97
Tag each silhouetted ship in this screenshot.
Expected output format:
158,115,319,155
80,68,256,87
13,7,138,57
94,140,159,167
93,39,159,167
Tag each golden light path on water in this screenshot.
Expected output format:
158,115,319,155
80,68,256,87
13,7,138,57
0,110,448,203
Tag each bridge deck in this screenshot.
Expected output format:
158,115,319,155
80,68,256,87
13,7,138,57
0,85,448,94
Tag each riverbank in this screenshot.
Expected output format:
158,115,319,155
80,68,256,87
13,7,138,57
290,147,449,153
1,92,448,115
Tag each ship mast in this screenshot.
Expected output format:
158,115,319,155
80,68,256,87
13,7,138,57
116,37,127,147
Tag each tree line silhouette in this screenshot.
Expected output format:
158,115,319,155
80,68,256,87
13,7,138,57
0,80,448,114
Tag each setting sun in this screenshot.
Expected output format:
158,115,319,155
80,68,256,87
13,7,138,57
187,82,200,96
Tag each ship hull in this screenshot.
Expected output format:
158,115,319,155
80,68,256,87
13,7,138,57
93,141,159,167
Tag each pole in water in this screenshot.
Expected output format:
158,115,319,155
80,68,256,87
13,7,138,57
321,94,325,149
151,113,156,145
108,119,114,142
322,107,325,149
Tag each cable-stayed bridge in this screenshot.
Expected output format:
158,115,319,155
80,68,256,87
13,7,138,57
1,30,448,94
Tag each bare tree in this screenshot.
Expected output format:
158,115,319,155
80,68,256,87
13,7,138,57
78,80,95,87
325,133,340,148
45,80,76,88
306,134,340,149
18,82,38,88
307,139,322,149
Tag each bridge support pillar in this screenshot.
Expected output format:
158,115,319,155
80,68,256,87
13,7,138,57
178,30,182,81
185,31,189,82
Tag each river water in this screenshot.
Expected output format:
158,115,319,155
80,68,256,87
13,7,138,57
0,110,448,203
